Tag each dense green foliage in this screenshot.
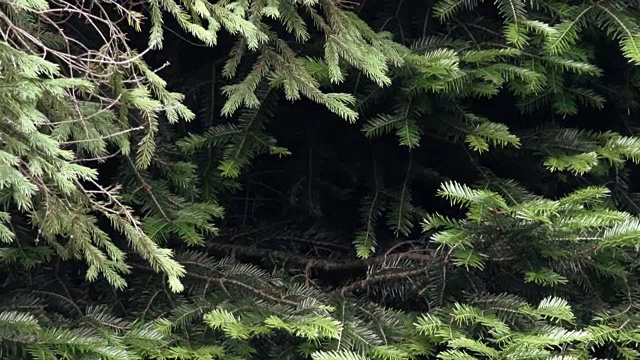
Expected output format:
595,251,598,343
4,0,640,359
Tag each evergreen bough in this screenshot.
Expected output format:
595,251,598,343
3,0,640,359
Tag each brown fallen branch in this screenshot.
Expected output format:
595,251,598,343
131,263,299,307
339,267,432,294
336,0,360,9
206,242,433,271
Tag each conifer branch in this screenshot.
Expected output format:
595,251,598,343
208,242,433,271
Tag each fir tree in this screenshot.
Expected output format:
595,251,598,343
4,0,640,359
